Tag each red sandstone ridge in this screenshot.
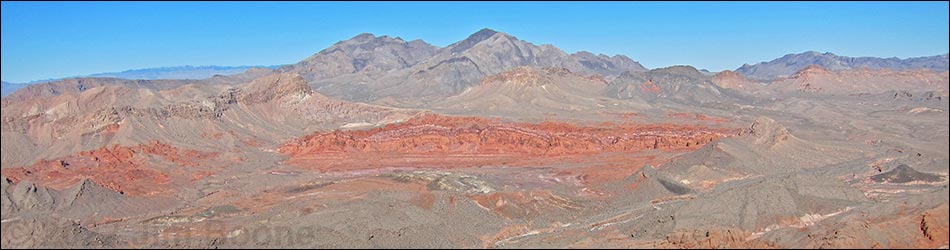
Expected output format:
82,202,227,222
1,141,219,196
280,114,731,171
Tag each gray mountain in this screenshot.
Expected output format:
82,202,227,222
736,51,949,81
278,33,441,101
282,28,648,103
382,28,648,101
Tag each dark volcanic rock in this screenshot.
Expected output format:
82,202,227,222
870,164,944,184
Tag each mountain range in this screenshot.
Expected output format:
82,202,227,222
6,29,947,100
2,28,949,249
278,28,648,104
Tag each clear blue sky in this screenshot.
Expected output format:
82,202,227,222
2,1,948,83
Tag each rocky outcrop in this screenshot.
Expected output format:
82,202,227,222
739,116,795,148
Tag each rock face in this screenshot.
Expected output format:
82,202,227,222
736,51,949,81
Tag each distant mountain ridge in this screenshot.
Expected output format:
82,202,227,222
87,65,281,80
1,81,28,97
736,51,949,81
1,65,281,97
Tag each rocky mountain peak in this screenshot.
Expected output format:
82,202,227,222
448,28,506,53
350,32,377,42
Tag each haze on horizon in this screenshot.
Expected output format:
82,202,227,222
1,1,948,83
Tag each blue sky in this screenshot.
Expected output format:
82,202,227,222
2,1,948,83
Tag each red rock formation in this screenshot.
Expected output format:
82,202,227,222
1,141,218,196
280,114,731,172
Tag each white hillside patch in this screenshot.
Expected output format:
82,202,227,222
747,207,854,240
340,122,374,129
